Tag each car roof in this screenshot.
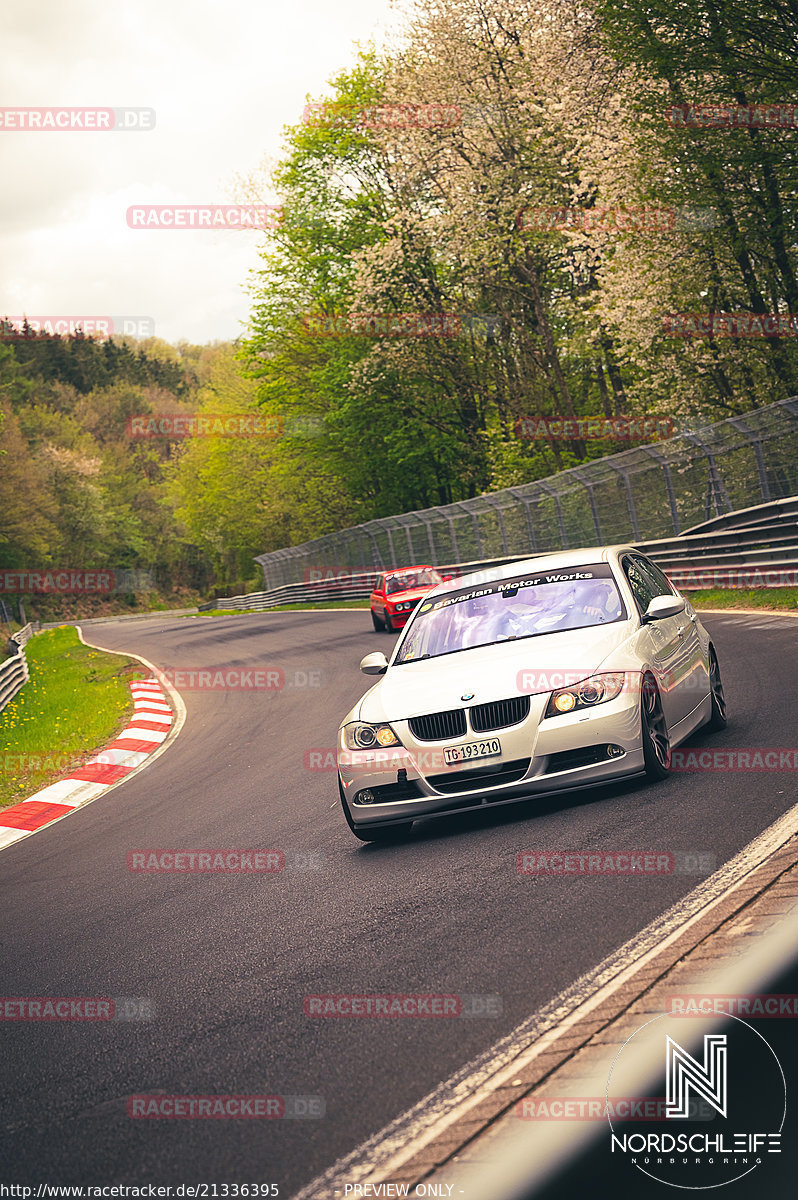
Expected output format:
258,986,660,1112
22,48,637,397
423,545,638,600
383,565,433,575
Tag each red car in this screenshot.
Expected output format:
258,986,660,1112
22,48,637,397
370,566,446,633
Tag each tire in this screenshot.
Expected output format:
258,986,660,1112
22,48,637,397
338,775,411,842
641,674,671,780
371,609,385,632
705,645,728,732
384,612,394,633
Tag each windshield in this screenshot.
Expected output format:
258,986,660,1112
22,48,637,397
385,568,442,595
395,566,625,663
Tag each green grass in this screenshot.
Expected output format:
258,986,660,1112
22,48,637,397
0,626,143,809
684,587,798,612
193,599,370,616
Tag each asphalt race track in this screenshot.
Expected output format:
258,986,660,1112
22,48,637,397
1,610,796,1194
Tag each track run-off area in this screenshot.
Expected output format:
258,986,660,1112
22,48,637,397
1,608,796,1194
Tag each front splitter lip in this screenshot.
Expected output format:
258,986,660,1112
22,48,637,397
343,747,647,827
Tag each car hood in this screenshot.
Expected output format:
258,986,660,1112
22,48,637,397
383,584,437,602
358,621,635,723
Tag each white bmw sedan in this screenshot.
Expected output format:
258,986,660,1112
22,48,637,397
337,546,727,842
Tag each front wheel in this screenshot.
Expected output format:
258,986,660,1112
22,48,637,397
705,646,728,732
641,675,671,780
384,611,394,633
371,609,385,632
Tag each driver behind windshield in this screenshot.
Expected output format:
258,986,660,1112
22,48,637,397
569,579,622,626
387,574,417,594
482,586,564,641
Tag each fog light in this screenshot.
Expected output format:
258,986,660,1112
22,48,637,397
607,744,624,758
355,789,375,805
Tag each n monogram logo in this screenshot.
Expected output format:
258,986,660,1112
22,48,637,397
666,1034,727,1118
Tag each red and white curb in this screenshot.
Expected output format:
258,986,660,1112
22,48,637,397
0,667,180,853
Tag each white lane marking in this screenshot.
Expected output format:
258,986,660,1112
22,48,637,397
11,778,89,804
291,798,798,1200
700,614,796,624
0,825,36,849
114,728,169,745
85,748,150,768
736,623,789,631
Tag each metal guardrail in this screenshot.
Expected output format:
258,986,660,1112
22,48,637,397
253,396,798,590
0,623,37,714
10,622,37,649
199,566,478,613
199,498,798,611
683,493,798,535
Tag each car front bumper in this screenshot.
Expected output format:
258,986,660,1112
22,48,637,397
338,690,645,828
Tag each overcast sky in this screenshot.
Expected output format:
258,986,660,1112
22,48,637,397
1,0,402,345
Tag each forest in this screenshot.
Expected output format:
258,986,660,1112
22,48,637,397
2,0,796,613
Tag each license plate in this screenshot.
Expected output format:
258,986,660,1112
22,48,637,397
444,738,502,765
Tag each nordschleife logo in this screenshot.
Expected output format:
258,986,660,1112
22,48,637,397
607,1013,785,1189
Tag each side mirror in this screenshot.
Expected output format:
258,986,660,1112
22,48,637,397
441,574,454,582
643,595,685,622
360,652,388,675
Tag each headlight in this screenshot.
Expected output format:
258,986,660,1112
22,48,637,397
344,722,403,750
544,673,625,718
